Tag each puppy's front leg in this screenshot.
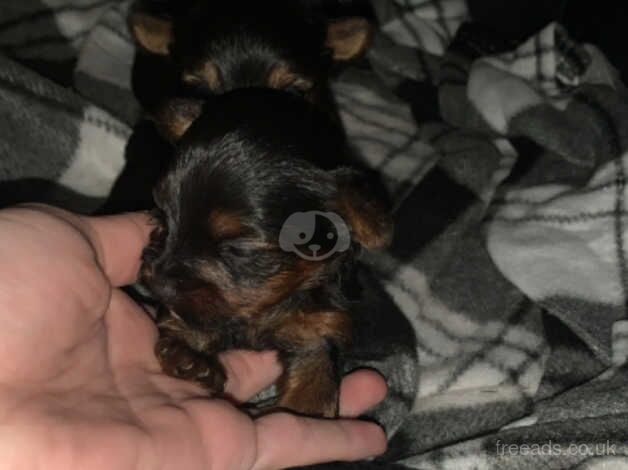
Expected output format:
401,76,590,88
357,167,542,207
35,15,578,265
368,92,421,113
274,310,351,418
277,351,340,418
155,314,227,395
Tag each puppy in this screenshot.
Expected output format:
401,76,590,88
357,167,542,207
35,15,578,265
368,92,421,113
100,1,373,214
129,0,373,139
140,88,393,417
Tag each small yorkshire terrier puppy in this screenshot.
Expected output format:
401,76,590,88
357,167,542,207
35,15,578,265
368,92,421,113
129,0,374,139
102,0,373,214
140,88,392,417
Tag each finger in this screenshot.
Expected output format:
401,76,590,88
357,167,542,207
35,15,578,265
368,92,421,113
253,413,387,470
84,212,153,286
221,351,283,402
21,207,153,286
339,369,388,418
105,289,159,368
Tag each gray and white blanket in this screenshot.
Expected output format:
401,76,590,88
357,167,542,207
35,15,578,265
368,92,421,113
2,0,628,468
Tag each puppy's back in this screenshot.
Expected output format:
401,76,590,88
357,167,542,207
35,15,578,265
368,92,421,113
179,88,347,171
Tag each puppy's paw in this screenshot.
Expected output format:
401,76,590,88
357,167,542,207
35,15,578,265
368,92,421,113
278,387,339,418
155,337,226,395
319,394,340,419
276,354,340,418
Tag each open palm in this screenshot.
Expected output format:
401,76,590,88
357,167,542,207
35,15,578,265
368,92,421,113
0,206,386,470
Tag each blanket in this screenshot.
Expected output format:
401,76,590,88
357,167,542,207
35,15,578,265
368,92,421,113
2,0,628,468
0,0,131,212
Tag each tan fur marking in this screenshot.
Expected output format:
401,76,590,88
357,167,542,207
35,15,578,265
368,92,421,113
151,98,203,142
325,17,373,61
337,191,393,249
274,310,352,349
209,210,243,240
277,353,339,417
130,13,172,55
267,63,313,92
183,61,223,91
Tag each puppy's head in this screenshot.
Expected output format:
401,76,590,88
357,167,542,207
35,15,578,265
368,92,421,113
140,89,392,326
129,0,373,101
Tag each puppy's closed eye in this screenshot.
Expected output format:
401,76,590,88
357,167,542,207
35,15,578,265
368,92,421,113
267,63,313,95
219,238,274,259
183,61,223,92
216,239,283,285
182,73,206,87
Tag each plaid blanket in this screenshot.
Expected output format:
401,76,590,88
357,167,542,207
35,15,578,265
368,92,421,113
2,1,628,468
0,0,132,212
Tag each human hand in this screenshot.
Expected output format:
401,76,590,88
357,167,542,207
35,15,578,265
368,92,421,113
0,205,387,470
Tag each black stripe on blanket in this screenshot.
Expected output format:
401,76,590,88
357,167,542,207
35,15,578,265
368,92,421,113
390,166,477,260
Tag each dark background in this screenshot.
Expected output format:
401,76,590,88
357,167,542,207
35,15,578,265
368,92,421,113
329,0,628,82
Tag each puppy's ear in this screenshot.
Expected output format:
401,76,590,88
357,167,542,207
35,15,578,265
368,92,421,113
151,98,203,142
325,17,374,61
333,168,393,250
129,12,173,55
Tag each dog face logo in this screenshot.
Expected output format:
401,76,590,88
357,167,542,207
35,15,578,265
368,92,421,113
279,211,351,261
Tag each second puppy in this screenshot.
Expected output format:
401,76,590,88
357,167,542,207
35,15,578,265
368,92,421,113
129,0,374,138
140,88,392,417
